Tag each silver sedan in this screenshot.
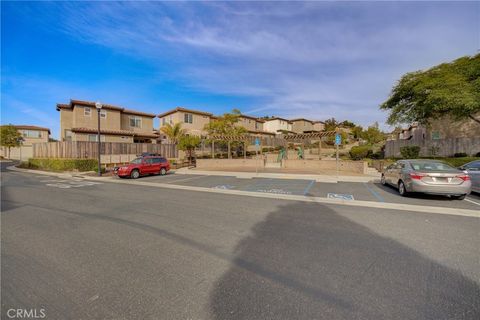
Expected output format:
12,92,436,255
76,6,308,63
459,160,480,193
381,159,472,200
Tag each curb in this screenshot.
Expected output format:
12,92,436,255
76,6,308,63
174,168,378,183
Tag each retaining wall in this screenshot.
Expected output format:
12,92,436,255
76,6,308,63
282,159,368,174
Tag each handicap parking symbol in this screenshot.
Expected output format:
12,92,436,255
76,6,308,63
213,185,235,190
327,193,354,201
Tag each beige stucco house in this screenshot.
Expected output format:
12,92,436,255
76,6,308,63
290,118,315,133
158,107,213,137
158,107,275,138
13,125,50,145
56,100,158,143
263,117,293,134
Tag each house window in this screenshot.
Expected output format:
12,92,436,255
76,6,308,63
21,130,41,138
84,107,91,116
64,129,72,141
255,122,259,130
88,134,106,142
162,118,166,126
169,116,173,125
431,131,441,140
184,113,193,124
100,110,107,119
129,116,142,128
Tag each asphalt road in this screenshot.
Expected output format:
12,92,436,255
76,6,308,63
1,168,480,319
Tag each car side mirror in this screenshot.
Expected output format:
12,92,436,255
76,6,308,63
458,166,465,170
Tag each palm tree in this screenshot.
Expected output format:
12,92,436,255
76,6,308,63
160,123,186,144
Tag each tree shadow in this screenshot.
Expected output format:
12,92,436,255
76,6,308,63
209,202,480,320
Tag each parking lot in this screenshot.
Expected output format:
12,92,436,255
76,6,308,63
135,173,480,210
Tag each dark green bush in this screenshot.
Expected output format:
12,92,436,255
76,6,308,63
400,145,420,159
27,158,98,172
476,152,480,157
369,150,384,159
453,152,468,158
349,145,373,160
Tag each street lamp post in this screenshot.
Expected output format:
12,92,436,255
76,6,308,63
95,101,102,176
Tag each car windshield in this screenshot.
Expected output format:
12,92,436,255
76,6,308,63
409,161,456,171
130,158,143,164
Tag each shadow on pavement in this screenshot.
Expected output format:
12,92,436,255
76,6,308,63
209,202,480,320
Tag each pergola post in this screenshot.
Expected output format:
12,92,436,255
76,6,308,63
244,141,247,159
228,141,231,159
211,140,215,159
318,138,322,160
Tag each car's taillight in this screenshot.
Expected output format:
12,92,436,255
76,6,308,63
409,172,426,180
456,174,470,181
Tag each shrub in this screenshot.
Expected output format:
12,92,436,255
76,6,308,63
26,158,98,172
400,145,420,159
476,152,480,157
349,145,372,160
453,152,468,158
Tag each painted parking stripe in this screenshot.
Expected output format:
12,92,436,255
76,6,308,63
303,180,315,196
164,175,208,184
464,197,480,206
363,183,385,202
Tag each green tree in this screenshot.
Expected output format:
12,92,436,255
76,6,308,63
351,125,364,139
361,122,385,145
178,135,201,165
204,109,246,136
0,125,22,158
381,54,480,125
204,109,247,158
160,123,186,144
324,118,338,132
339,120,356,128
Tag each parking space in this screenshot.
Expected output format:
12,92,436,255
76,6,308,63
119,173,480,210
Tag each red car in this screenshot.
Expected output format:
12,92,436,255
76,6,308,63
115,156,170,179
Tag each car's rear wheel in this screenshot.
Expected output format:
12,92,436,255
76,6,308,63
452,194,466,200
130,169,140,179
381,174,386,185
160,167,167,176
398,180,408,197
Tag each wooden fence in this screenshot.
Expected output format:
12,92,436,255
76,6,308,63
32,142,177,159
385,137,480,158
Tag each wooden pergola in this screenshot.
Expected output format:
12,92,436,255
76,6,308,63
208,135,251,159
207,131,337,159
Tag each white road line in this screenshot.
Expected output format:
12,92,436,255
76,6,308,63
464,198,480,206
82,176,480,218
163,175,208,184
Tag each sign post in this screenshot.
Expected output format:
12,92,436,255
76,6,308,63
335,133,341,178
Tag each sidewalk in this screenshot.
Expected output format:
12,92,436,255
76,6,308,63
7,165,379,183
175,167,379,183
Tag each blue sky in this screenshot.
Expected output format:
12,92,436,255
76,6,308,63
1,1,479,139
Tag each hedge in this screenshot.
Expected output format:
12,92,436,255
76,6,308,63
400,145,420,159
349,145,372,160
26,158,98,172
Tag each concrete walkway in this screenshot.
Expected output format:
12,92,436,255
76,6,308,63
175,167,379,183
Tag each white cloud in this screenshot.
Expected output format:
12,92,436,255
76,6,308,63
10,1,480,130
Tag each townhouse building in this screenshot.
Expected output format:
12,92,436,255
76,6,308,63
158,107,275,138
13,125,50,145
290,118,315,133
263,117,293,134
158,107,213,137
56,100,158,143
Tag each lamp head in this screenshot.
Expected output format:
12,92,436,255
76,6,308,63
95,101,102,110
